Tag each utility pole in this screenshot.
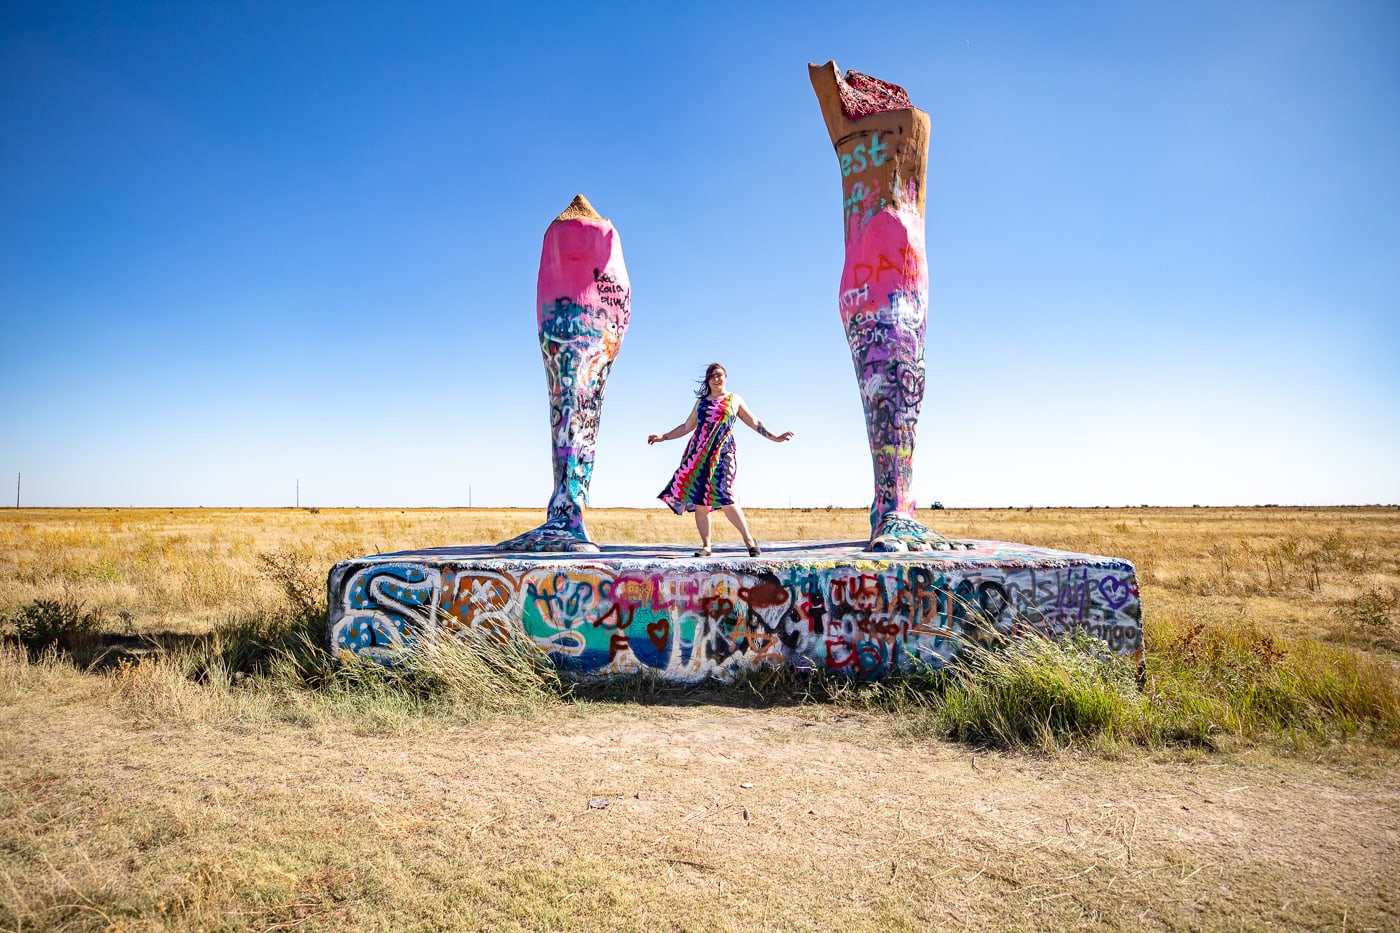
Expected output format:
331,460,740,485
296,479,300,509
14,473,18,508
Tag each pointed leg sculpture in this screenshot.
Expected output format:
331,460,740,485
809,62,968,552
496,195,630,552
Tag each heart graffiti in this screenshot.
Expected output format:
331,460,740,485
646,617,671,652
1098,575,1131,610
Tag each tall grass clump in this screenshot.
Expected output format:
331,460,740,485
849,607,1400,753
252,622,567,730
908,632,1146,751
106,609,566,730
0,641,78,704
1146,607,1400,745
107,548,567,728
114,548,337,694
110,653,243,723
255,546,566,717
399,623,567,716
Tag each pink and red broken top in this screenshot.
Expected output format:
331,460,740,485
835,69,912,119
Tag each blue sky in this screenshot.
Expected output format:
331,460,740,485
3,1,1397,509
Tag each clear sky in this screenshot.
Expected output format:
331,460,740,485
3,1,1397,509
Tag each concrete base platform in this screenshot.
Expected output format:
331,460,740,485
327,540,1141,682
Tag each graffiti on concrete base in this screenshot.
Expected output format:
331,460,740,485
328,543,1141,682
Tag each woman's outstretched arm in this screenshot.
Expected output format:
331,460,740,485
735,398,794,442
647,401,700,445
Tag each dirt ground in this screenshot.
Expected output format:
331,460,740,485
4,674,1397,932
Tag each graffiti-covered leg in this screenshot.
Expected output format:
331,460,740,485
809,62,968,552
496,195,630,553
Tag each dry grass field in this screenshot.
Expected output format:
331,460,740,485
3,506,1399,931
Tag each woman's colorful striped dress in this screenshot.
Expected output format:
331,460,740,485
659,393,740,513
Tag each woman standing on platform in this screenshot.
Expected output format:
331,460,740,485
648,363,794,557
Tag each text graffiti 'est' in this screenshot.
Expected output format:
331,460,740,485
840,133,888,178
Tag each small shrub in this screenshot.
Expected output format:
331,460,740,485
4,599,104,659
256,549,325,621
1336,589,1396,631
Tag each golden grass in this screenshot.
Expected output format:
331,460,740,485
3,505,1396,648
3,504,1397,751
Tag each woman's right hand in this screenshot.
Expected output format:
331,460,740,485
647,434,663,445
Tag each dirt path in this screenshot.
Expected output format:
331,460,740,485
4,684,1398,931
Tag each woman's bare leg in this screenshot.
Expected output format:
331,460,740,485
720,503,756,548
496,195,630,552
694,506,712,549
809,62,966,551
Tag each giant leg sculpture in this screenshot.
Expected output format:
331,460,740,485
496,194,631,553
810,62,968,552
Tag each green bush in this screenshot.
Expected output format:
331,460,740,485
4,599,104,659
1336,589,1396,630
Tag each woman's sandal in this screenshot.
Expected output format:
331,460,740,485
694,546,711,557
747,543,761,557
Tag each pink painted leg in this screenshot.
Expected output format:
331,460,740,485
496,195,630,553
810,61,969,551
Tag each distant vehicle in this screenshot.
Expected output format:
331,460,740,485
929,501,945,510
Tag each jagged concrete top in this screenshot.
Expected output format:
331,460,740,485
554,193,603,223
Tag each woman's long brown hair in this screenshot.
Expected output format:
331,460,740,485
695,362,726,399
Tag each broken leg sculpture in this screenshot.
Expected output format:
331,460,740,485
809,61,967,552
496,194,630,552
